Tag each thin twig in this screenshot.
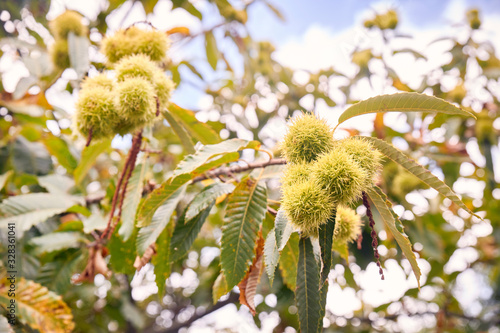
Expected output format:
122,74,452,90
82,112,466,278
192,158,286,183
144,293,239,333
85,128,93,147
101,132,143,240
362,191,384,280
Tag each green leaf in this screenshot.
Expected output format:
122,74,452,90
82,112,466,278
336,93,475,129
153,222,174,297
360,136,480,219
137,174,191,227
12,136,52,175
170,203,213,262
162,109,196,154
0,170,13,191
109,226,137,275
173,139,260,177
274,209,293,251
172,0,203,20
141,0,157,14
205,31,219,70
366,186,421,288
185,183,235,220
212,273,229,304
296,237,323,333
30,232,85,254
67,32,90,79
220,176,267,289
37,174,74,194
319,281,328,328
393,48,427,60
0,193,79,234
279,232,299,290
264,228,280,285
74,139,111,185
42,136,78,172
37,251,84,294
119,161,148,241
192,152,240,175
167,104,220,145
319,210,336,286
136,176,189,256
0,278,75,333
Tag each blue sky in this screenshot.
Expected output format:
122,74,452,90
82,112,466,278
247,0,500,43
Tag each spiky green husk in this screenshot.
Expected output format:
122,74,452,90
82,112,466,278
101,27,170,64
114,77,156,132
50,39,70,70
81,74,114,90
281,162,312,188
337,137,382,186
312,147,367,204
115,54,157,82
74,87,117,139
281,180,335,237
280,113,335,163
153,72,175,109
49,10,87,39
333,206,363,243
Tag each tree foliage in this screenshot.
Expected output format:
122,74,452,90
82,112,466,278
0,2,499,333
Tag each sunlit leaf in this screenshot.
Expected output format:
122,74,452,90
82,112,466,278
264,228,279,285
212,273,229,304
119,161,148,241
336,93,475,129
42,136,78,172
30,232,85,254
173,139,260,177
167,104,220,145
0,193,80,234
37,174,74,194
74,139,111,185
360,136,480,219
274,209,293,251
0,278,75,333
0,170,13,191
220,176,267,289
136,175,189,255
67,32,90,79
137,174,191,228
279,232,299,290
185,183,235,220
162,109,196,154
205,31,219,70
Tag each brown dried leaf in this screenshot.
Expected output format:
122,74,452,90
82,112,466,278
134,244,157,270
73,246,110,283
238,231,265,316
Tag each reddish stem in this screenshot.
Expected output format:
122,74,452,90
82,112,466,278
100,131,143,240
362,191,385,280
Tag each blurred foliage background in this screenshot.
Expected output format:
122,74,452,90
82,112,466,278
0,0,499,332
